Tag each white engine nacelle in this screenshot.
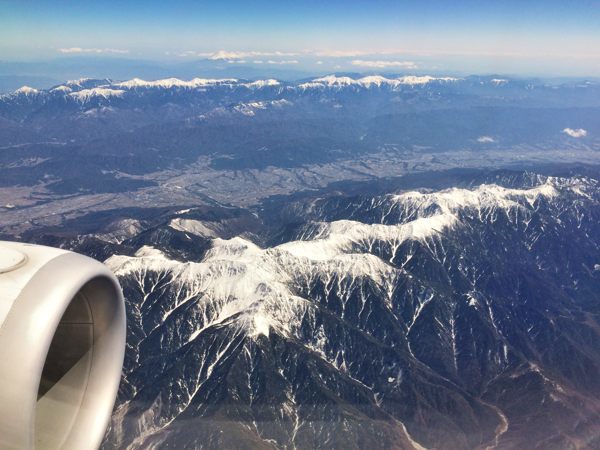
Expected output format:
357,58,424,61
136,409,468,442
0,242,126,450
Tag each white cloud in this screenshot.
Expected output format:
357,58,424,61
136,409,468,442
562,128,587,138
59,47,129,54
316,60,323,65
177,50,212,57
209,50,256,60
177,50,300,60
477,136,496,143
266,60,298,65
177,49,410,60
313,50,370,57
209,50,298,60
177,51,301,65
351,60,417,69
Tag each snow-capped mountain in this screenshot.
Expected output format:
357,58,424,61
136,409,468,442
3,74,459,102
0,72,596,193
0,74,459,119
298,75,459,90
92,172,600,449
0,67,599,450
0,74,592,108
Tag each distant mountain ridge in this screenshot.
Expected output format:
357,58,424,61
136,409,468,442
2,74,461,100
0,73,597,198
2,74,597,107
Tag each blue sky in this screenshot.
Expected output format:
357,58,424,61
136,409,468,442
1,0,599,76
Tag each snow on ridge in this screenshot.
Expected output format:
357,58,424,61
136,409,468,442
298,74,459,89
204,236,263,261
135,245,170,259
396,75,458,85
355,75,390,87
7,74,462,99
244,79,280,88
113,77,239,89
64,78,113,89
491,79,508,86
391,179,574,215
106,178,589,343
50,85,73,93
64,77,281,90
66,77,93,85
14,86,39,95
233,101,268,116
107,237,307,340
106,211,458,341
232,99,292,116
198,98,293,119
310,75,357,86
107,247,172,275
279,214,456,261
68,87,125,102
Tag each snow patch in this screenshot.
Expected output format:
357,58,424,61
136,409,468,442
252,314,272,337
467,294,479,307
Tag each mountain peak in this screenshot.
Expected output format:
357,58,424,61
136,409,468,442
14,85,39,95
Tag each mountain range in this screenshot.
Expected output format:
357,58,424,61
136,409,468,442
0,73,599,449
17,167,600,449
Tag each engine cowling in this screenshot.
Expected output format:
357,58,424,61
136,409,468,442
0,242,126,450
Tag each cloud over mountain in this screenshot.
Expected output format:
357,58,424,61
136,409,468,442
351,60,418,69
562,127,587,138
58,47,129,54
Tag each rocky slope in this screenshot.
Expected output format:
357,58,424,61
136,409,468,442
98,172,600,449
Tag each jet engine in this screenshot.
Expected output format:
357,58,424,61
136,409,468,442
0,242,126,450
